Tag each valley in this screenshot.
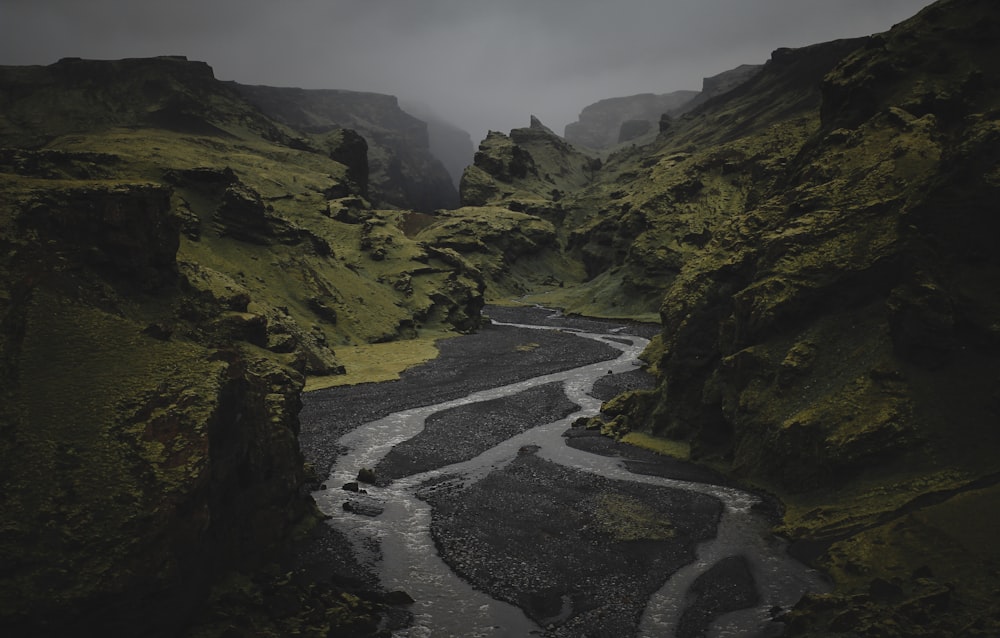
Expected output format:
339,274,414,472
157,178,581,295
304,306,827,637
1,0,999,636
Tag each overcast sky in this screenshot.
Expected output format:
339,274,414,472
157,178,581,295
1,0,934,143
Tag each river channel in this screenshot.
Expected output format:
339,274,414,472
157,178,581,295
300,306,828,637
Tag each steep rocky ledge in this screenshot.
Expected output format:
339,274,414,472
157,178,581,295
427,0,1000,633
0,56,484,636
0,179,311,636
564,90,699,151
232,84,460,212
584,1,1000,634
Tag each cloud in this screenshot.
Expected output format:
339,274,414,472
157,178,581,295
1,0,935,142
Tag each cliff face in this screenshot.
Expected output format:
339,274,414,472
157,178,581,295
0,178,311,636
0,56,484,635
460,116,598,208
434,0,1000,633
680,63,764,112
233,84,459,212
401,101,475,188
564,90,699,151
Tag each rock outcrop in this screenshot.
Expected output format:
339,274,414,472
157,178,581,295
0,177,312,637
435,0,1000,633
680,63,764,112
460,117,598,208
233,84,459,212
564,91,699,150
0,56,485,636
401,101,475,188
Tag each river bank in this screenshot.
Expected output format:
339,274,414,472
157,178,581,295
296,306,826,637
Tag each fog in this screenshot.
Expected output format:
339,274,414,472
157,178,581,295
1,0,934,143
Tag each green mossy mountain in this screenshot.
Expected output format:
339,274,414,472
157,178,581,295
443,0,1000,633
3,0,1000,634
232,83,459,212
0,55,483,636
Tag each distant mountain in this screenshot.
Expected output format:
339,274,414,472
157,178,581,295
233,84,459,211
681,63,764,111
564,91,698,150
401,101,475,189
562,65,765,152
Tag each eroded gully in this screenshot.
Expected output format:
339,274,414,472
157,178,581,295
310,314,828,637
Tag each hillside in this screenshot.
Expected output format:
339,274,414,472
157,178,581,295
564,90,699,151
3,0,1000,634
439,0,1000,633
0,55,490,636
232,83,460,212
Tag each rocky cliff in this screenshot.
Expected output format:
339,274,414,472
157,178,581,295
401,101,475,189
433,0,1000,633
233,84,459,212
5,0,1000,633
0,56,483,636
680,63,764,112
564,90,699,151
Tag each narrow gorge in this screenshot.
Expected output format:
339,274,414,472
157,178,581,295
2,0,999,636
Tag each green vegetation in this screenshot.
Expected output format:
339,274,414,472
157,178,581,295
0,55,481,636
436,1,1000,633
3,0,1000,634
619,432,691,461
594,493,675,542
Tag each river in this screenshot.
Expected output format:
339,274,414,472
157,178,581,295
303,307,828,637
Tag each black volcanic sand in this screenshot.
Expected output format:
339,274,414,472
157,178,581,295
297,306,764,636
562,428,734,487
419,449,723,637
293,308,642,614
299,309,638,480
373,381,579,484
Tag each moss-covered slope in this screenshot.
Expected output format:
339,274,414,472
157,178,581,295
439,0,1000,633
232,83,459,212
0,56,484,635
569,1,1000,634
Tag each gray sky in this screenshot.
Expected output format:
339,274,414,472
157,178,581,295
1,0,934,143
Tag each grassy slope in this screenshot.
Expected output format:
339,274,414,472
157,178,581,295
610,2,999,634
0,57,483,635
442,1,1000,634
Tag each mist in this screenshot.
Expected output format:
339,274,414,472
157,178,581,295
1,0,934,143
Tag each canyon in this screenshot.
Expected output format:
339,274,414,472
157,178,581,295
1,0,999,635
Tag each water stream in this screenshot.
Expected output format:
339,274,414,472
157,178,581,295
312,318,828,637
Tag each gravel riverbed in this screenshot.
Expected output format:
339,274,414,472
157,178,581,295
296,306,810,637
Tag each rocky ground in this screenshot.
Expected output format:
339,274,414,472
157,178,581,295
298,305,655,480
297,306,774,637
419,449,726,637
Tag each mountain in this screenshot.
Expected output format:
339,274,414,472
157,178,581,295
440,0,1000,633
563,90,699,151
562,65,765,153
4,0,1000,634
232,83,459,212
681,63,764,112
0,55,484,636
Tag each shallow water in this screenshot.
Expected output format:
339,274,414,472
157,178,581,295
312,318,828,637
